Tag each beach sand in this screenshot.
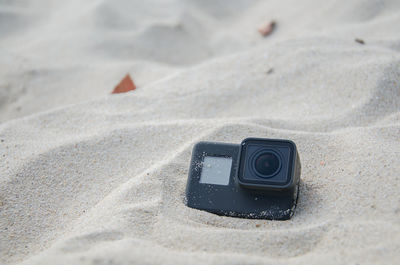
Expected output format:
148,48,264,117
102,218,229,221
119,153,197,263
1,0,400,264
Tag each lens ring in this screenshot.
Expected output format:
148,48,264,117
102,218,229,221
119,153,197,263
250,150,282,178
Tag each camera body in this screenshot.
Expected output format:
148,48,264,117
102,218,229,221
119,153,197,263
185,138,301,220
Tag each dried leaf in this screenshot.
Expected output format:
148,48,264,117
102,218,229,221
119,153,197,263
112,74,136,94
258,21,276,37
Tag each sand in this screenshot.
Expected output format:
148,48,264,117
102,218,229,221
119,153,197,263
1,0,400,264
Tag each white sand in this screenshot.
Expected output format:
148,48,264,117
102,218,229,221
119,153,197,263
1,0,400,264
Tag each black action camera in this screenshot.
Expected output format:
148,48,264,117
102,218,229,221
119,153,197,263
185,138,301,220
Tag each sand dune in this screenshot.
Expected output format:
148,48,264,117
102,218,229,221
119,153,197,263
1,0,400,264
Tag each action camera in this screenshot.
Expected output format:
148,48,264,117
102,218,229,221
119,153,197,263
185,138,301,220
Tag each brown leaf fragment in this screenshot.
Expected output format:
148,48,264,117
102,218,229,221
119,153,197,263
112,74,136,94
258,21,276,37
355,38,365,45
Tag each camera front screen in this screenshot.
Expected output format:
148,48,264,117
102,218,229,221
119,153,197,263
199,156,232,186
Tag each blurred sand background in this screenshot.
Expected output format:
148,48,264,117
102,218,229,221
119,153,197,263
0,0,400,264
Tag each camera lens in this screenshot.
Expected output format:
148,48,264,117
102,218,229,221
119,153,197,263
254,152,280,177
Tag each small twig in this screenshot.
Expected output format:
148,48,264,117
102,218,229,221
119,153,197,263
355,38,365,45
266,68,274,74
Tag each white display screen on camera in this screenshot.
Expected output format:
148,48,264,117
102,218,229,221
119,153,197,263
199,156,232,186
